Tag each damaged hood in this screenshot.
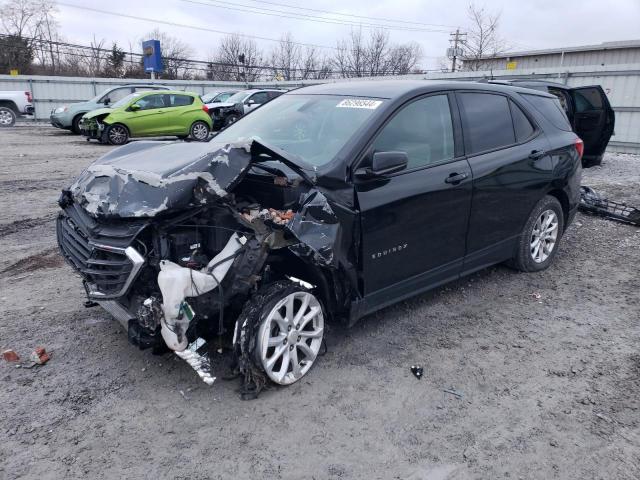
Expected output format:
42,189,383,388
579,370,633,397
209,102,237,109
68,140,252,218
83,107,113,119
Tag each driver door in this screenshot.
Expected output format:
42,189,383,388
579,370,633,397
126,94,169,136
244,92,269,114
355,93,472,305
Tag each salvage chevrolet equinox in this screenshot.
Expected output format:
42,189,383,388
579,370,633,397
56,80,582,397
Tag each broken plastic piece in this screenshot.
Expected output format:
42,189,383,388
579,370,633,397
174,338,216,386
443,388,463,398
579,186,640,226
158,233,244,351
29,347,50,365
411,365,424,380
2,349,20,362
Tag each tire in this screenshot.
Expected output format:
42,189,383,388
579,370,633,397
0,107,16,127
238,280,325,392
105,124,129,145
509,195,564,272
190,121,210,141
582,155,603,168
71,114,84,134
224,114,239,127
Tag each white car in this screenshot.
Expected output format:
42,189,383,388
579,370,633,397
207,89,285,130
0,91,34,126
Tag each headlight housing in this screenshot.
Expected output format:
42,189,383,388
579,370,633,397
54,106,68,114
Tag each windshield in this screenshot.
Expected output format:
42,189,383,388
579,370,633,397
225,91,251,104
111,93,141,109
213,94,385,167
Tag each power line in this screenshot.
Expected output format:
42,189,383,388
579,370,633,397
56,1,339,50
1,34,443,78
241,0,459,29
182,0,451,33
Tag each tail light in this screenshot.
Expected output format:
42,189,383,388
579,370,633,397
25,91,32,102
202,105,209,113
575,137,584,159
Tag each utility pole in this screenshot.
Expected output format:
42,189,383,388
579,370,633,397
448,29,467,73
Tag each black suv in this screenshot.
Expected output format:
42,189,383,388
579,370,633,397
57,80,582,396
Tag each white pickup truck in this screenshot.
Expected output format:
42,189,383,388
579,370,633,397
0,91,34,126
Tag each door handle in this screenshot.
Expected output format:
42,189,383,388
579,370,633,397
528,149,547,160
445,172,468,184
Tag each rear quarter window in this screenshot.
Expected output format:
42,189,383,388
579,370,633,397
520,93,573,131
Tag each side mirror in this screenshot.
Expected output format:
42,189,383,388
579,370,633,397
355,151,408,179
103,97,111,105
129,103,140,111
247,99,256,105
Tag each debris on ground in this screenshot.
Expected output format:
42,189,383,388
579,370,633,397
443,388,463,398
29,347,50,365
2,349,20,362
579,186,640,226
410,365,424,380
529,292,542,300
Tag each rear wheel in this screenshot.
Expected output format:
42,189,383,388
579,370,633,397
509,195,564,272
105,124,129,145
190,121,210,141
0,107,16,127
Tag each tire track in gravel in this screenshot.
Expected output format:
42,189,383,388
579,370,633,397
0,213,57,238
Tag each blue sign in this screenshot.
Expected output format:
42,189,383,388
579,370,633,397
142,40,163,73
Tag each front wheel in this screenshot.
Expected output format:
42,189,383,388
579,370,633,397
190,121,210,141
239,281,325,390
105,124,129,145
0,107,16,127
509,195,564,272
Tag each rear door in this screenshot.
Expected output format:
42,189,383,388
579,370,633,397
569,85,615,159
165,94,196,134
457,91,552,272
355,93,472,303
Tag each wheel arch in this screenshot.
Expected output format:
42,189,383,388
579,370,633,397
546,188,570,231
0,100,19,113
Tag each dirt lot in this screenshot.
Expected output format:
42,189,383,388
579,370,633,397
1,124,639,480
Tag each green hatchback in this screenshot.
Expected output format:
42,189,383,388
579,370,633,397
80,90,213,145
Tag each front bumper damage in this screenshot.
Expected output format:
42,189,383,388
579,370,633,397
57,138,347,394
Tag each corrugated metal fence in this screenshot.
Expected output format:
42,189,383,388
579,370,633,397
1,63,638,154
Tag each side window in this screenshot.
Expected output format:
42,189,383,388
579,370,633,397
268,91,283,100
521,93,573,131
371,95,454,169
510,100,535,142
134,94,166,110
169,94,194,107
573,87,603,112
249,92,269,104
103,88,131,103
458,93,515,154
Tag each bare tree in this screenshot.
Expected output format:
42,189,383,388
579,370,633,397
461,3,507,71
270,32,300,81
142,28,194,79
298,46,331,80
333,29,422,78
210,33,263,82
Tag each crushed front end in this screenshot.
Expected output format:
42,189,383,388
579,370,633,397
56,139,351,397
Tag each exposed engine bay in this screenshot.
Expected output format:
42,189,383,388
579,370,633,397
56,138,353,398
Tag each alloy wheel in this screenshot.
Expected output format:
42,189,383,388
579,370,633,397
530,209,559,263
108,125,127,144
257,291,324,385
0,109,14,125
192,122,209,140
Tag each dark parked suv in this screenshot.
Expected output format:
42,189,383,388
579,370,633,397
56,80,582,396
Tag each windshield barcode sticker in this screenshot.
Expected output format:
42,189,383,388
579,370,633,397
336,99,383,109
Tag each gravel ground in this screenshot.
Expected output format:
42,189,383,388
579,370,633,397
1,125,639,480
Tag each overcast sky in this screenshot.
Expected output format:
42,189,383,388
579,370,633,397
54,0,640,69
